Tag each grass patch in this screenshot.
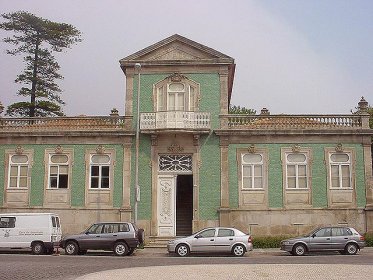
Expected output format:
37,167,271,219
364,233,373,247
252,235,293,249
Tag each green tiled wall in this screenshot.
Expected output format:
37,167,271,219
133,135,152,220
0,144,124,207
199,134,221,220
133,73,221,129
228,143,366,209
133,73,221,220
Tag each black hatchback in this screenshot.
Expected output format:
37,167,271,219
60,222,144,256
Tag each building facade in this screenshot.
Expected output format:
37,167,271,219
1,35,372,240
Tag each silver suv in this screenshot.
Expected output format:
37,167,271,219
281,226,366,256
60,222,144,256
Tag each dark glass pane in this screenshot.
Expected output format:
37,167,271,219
50,177,58,188
101,178,109,188
91,166,99,176
59,175,68,188
102,166,109,176
91,178,99,188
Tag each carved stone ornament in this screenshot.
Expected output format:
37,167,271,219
96,145,105,154
151,135,158,146
15,145,24,155
248,145,256,154
169,73,187,82
55,145,63,154
335,143,344,152
167,144,184,153
193,135,200,146
292,144,301,153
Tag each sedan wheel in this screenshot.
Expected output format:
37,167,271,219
345,243,358,255
232,244,245,257
176,244,190,257
292,244,306,256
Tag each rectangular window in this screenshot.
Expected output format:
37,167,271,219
48,154,69,189
286,153,308,189
90,154,111,189
8,155,29,189
330,153,351,189
241,153,263,189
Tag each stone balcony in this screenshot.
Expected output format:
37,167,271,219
140,111,211,134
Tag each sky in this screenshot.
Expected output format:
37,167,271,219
0,0,372,116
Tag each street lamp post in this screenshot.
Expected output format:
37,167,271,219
134,63,141,225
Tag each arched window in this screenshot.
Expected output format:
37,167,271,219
154,74,199,112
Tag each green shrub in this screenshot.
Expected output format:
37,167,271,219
364,233,373,247
252,236,293,249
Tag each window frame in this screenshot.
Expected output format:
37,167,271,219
8,154,29,189
241,153,264,190
89,154,111,189
329,152,352,189
48,154,70,189
154,76,200,112
285,152,309,189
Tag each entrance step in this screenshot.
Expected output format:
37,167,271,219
146,236,171,248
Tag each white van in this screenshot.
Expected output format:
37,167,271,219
0,213,62,254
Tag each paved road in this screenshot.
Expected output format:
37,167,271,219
0,248,372,280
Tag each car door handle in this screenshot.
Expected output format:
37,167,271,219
229,238,233,240
344,238,348,240
210,239,214,241
326,238,330,240
95,236,101,237
113,234,117,237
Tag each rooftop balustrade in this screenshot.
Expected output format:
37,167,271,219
0,116,130,133
220,114,370,130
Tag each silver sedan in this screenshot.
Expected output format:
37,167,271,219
167,227,253,257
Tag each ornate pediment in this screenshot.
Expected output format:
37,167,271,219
120,34,234,65
147,46,201,61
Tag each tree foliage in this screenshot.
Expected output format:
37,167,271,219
0,11,82,117
0,101,4,115
229,104,256,115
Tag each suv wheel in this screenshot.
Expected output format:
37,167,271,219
114,242,129,256
65,241,79,255
138,228,145,244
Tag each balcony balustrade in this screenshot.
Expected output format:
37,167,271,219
140,111,211,131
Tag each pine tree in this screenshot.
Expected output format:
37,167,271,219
0,11,82,117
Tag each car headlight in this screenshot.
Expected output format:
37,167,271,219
282,241,290,245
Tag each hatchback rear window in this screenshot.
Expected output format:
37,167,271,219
332,227,353,236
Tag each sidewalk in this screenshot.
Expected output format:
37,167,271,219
75,247,373,280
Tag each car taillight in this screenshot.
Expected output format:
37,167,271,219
360,236,365,241
248,236,252,243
